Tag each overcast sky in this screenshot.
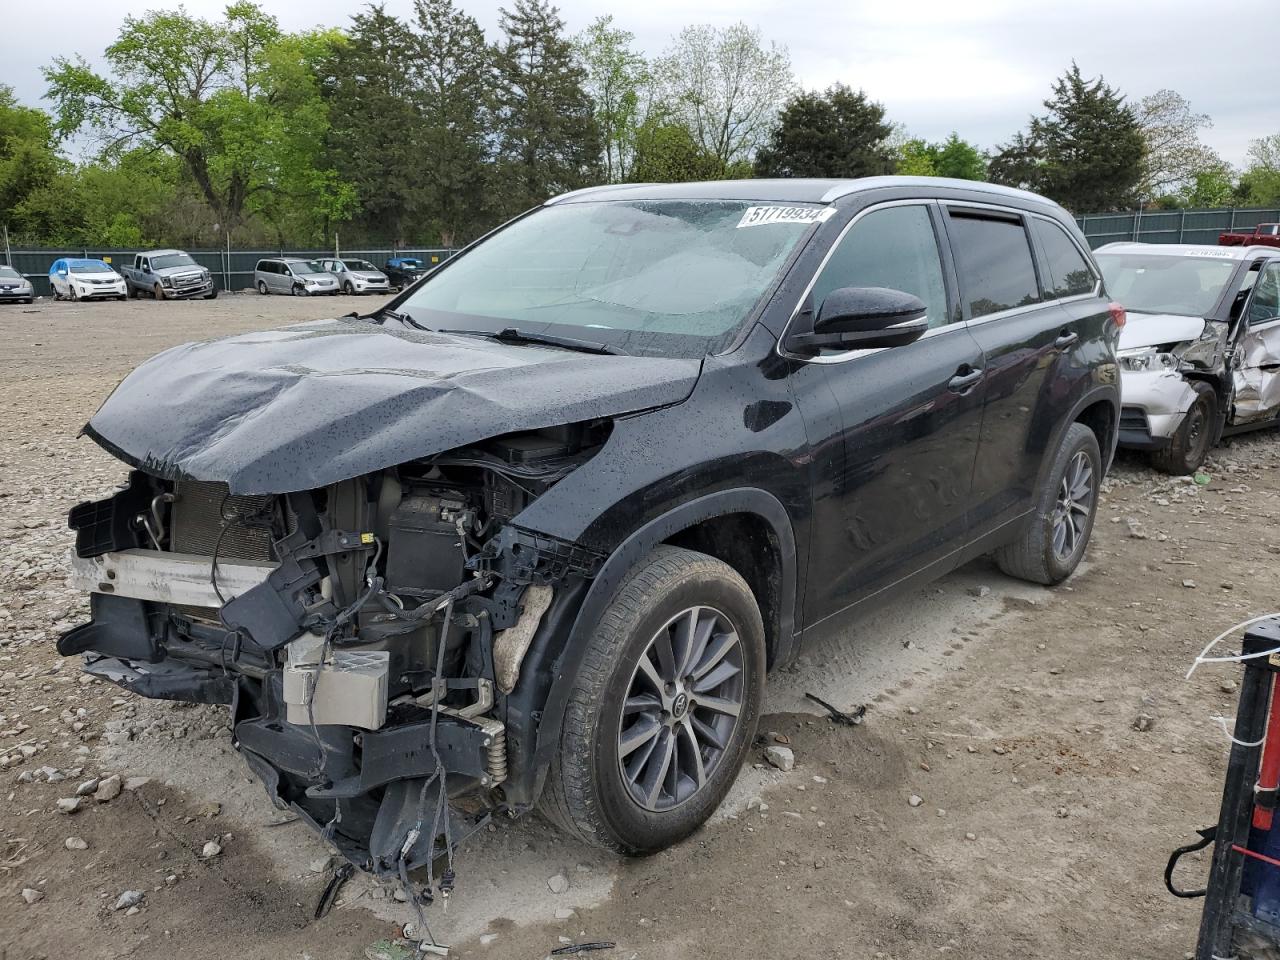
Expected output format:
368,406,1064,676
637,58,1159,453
1,0,1274,167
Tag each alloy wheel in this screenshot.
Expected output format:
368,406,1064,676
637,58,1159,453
1050,450,1093,562
617,605,745,812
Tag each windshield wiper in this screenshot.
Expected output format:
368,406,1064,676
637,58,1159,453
438,327,625,355
378,308,430,330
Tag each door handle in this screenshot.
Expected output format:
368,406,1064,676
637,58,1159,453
948,366,984,393
1054,329,1079,349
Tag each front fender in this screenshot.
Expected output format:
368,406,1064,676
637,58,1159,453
503,487,799,806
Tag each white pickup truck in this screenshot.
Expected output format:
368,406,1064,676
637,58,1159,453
119,249,216,300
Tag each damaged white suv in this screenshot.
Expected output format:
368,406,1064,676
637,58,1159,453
1097,243,1280,473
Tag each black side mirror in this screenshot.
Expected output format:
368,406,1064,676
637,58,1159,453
786,286,929,353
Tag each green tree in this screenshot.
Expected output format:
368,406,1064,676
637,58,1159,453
990,64,1145,211
754,84,893,178
894,139,936,176
631,116,724,182
0,85,62,231
574,15,649,183
932,133,986,180
321,5,425,243
44,3,353,237
413,0,494,245
657,23,793,168
1240,133,1280,207
1179,164,1237,207
493,0,602,215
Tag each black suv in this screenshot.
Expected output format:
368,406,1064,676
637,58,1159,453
61,178,1120,878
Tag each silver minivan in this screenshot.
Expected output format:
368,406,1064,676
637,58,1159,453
254,258,340,296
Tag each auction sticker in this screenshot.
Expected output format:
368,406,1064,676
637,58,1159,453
737,205,837,228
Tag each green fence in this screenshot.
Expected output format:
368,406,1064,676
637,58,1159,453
1075,206,1280,248
3,247,456,297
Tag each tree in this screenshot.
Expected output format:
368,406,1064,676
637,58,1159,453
631,115,723,182
574,15,649,183
990,64,1145,212
43,3,353,237
894,139,935,176
932,133,986,181
493,0,602,215
413,0,494,244
1240,133,1280,207
754,85,893,179
322,5,425,243
0,85,62,229
1179,163,1237,208
656,23,792,168
1135,89,1219,201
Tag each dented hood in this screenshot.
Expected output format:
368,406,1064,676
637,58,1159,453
85,318,702,494
1119,312,1207,351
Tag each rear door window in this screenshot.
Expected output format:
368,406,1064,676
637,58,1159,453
947,211,1042,318
809,203,950,329
1032,219,1097,299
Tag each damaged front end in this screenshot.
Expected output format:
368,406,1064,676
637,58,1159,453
1116,319,1230,446
60,425,607,877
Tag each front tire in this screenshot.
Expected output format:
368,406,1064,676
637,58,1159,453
153,283,166,300
1151,382,1216,475
292,284,306,297
541,546,765,854
994,421,1101,585
257,280,269,295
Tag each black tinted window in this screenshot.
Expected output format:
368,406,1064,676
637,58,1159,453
948,213,1041,318
811,204,949,329
1033,219,1096,299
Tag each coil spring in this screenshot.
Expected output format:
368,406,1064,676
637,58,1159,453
471,715,507,785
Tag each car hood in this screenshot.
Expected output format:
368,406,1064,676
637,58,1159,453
65,272,121,282
84,318,703,494
351,271,386,280
1119,313,1207,351
153,265,203,277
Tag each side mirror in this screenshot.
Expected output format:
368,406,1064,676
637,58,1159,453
786,287,929,353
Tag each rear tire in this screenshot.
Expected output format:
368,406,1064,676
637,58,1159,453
1151,382,1216,475
994,421,1101,585
541,546,765,854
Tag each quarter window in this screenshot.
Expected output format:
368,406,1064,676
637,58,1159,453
1032,219,1096,299
809,204,950,329
947,212,1041,318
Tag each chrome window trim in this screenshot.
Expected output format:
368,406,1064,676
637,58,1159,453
776,198,1106,366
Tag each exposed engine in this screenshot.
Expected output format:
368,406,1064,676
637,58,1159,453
59,421,609,878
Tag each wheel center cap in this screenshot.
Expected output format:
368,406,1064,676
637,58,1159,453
671,692,689,719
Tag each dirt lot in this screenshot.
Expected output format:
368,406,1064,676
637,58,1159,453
2,293,1280,960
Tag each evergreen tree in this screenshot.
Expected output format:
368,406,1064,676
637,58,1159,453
990,63,1144,211
321,5,423,243
493,0,602,215
754,85,894,179
414,0,493,245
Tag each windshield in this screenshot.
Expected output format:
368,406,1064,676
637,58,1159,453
289,260,325,275
1098,254,1237,317
399,199,820,357
0,266,20,279
152,253,197,270
69,260,114,274
344,260,377,271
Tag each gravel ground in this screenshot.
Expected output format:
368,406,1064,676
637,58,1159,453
2,294,1279,960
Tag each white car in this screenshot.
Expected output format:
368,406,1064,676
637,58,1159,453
49,258,128,301
318,258,391,295
1095,243,1280,473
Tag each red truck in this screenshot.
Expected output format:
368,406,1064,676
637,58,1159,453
1219,222,1280,247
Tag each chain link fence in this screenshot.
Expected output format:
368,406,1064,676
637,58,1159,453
1,246,456,297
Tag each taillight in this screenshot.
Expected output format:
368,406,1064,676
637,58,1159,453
1108,302,1126,330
